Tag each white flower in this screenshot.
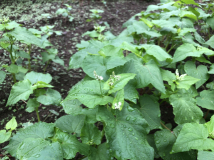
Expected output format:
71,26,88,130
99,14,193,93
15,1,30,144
93,71,103,81
175,69,187,81
114,102,122,110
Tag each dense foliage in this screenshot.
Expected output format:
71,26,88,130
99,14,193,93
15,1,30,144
1,0,214,159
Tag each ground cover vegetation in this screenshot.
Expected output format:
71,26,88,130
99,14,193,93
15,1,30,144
1,0,214,159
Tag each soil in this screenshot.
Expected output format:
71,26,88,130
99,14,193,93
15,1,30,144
0,0,173,159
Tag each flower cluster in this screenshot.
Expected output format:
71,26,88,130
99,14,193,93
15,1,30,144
114,102,122,110
175,69,187,81
108,71,121,86
93,70,103,81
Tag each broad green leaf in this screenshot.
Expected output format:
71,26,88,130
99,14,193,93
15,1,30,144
34,81,53,89
100,45,124,57
112,89,124,110
64,80,113,108
161,69,176,91
0,70,6,84
181,0,199,6
104,73,136,94
124,81,139,104
179,10,197,21
139,44,172,61
207,17,214,30
76,40,90,49
24,71,52,84
3,64,18,73
147,134,160,159
116,60,165,93
135,95,162,130
82,55,126,80
97,103,154,160
6,117,17,130
53,129,89,159
208,64,214,74
61,99,98,123
196,90,214,110
6,27,42,47
80,123,102,145
16,138,49,160
169,93,203,124
184,61,209,89
205,115,214,138
52,56,64,66
27,142,63,160
206,82,214,90
37,88,61,105
172,123,214,153
198,151,214,160
196,56,211,64
194,32,206,44
69,49,90,69
87,143,111,160
5,21,20,30
26,98,40,113
16,50,31,59
6,80,34,106
172,43,203,63
4,122,55,156
155,129,197,160
41,52,55,63
205,35,214,49
0,130,11,143
177,75,200,90
55,114,85,136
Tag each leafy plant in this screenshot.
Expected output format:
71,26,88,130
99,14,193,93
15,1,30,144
56,4,74,22
2,0,214,159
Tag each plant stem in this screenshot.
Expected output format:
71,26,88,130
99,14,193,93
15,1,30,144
204,109,210,120
43,60,50,73
160,121,177,137
35,107,40,122
28,44,32,71
12,73,16,84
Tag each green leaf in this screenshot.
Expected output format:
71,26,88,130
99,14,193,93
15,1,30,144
64,80,113,108
207,17,214,30
205,115,214,138
34,81,53,89
99,45,124,57
53,129,89,159
169,93,203,124
37,88,61,105
112,89,124,110
3,64,18,73
196,90,214,110
104,73,136,94
172,123,214,153
172,43,203,63
198,151,214,160
124,81,139,104
177,75,200,90
4,122,55,156
97,103,154,160
208,64,214,74
181,0,199,6
184,61,209,89
24,71,52,84
140,44,172,61
161,69,176,91
55,114,85,136
87,143,111,160
6,80,34,106
52,56,64,66
179,10,197,21
27,142,63,160
0,70,6,84
80,123,102,145
205,35,214,49
82,55,126,80
135,94,162,130
41,52,56,63
16,138,50,160
16,50,30,59
6,117,17,130
116,60,165,93
6,27,42,47
26,98,40,113
0,130,11,143
155,129,197,160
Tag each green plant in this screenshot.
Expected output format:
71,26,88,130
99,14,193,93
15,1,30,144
56,4,74,22
86,9,104,25
3,0,214,159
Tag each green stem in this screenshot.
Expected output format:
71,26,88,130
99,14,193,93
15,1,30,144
12,73,16,84
160,121,177,138
167,44,177,53
28,45,32,71
43,60,50,73
35,107,40,122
